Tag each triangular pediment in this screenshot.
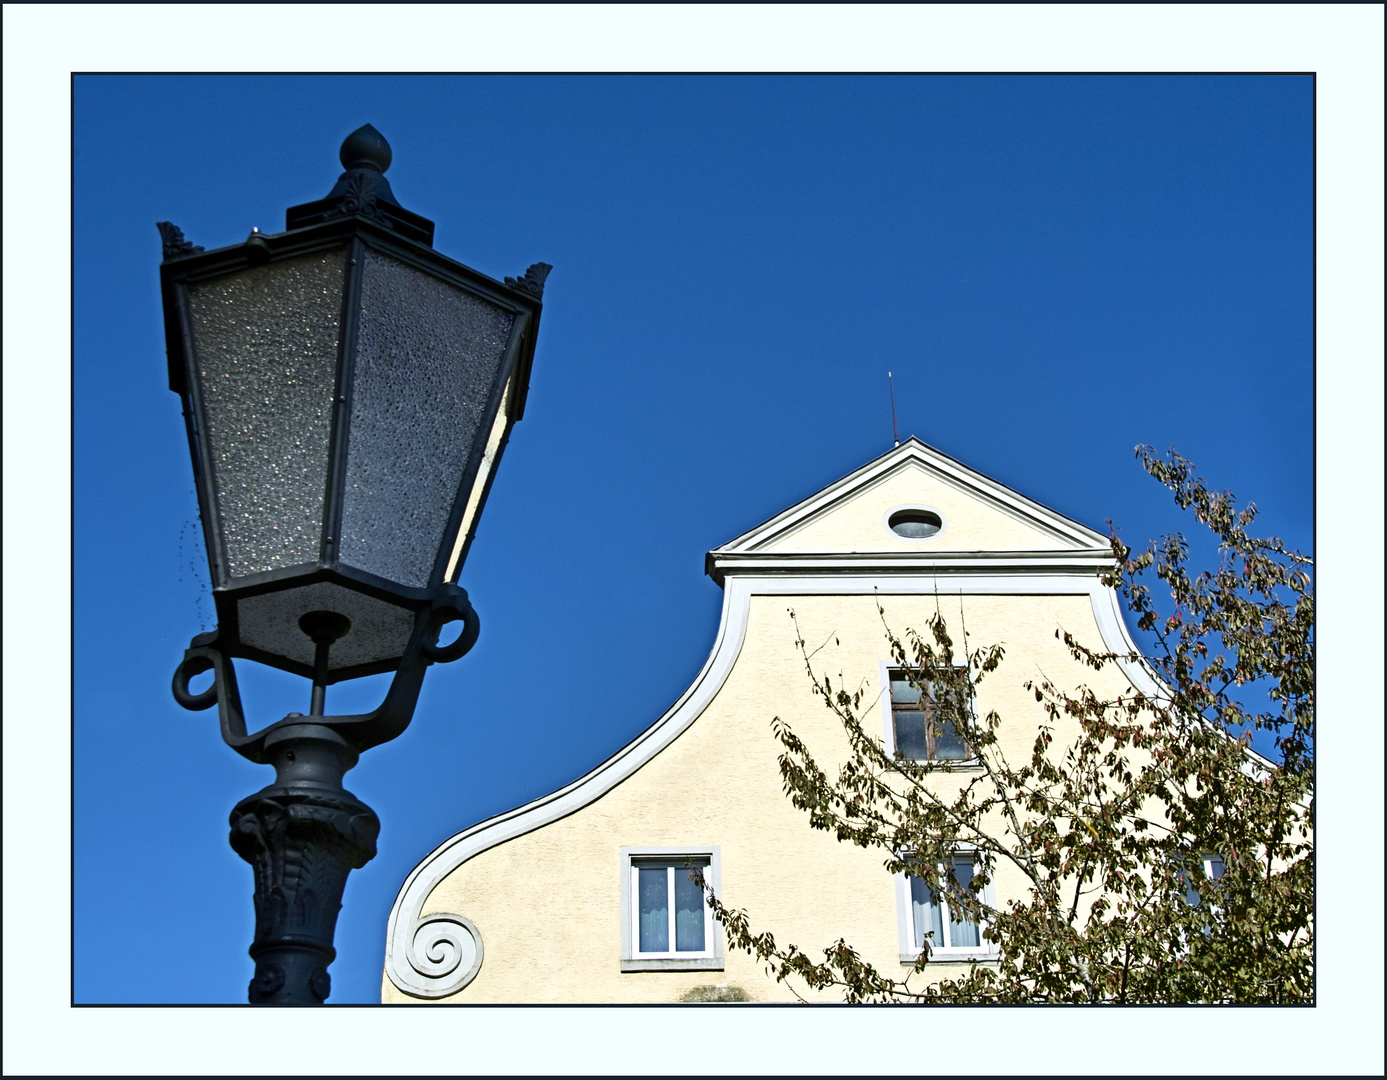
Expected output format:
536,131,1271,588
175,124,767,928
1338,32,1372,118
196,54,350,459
713,438,1108,556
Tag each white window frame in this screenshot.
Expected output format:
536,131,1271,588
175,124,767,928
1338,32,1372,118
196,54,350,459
881,503,949,541
895,849,998,964
619,846,723,972
879,661,981,767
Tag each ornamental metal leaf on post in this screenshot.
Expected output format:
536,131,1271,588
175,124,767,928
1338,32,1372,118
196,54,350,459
159,124,551,1005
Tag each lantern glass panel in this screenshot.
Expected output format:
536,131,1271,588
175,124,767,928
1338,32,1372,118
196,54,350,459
188,249,347,579
339,249,516,588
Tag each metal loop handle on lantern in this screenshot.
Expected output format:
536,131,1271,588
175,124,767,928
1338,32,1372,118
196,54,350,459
172,630,252,748
170,584,480,763
421,599,480,665
171,652,219,711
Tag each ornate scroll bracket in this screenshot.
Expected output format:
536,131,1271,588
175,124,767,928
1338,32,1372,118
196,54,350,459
504,262,552,299
387,913,485,998
157,221,204,261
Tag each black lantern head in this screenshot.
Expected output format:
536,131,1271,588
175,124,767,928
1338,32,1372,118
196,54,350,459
159,125,550,683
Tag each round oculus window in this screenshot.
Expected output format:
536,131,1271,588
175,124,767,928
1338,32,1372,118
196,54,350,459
888,509,942,539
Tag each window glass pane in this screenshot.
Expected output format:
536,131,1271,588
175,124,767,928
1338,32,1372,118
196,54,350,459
934,717,969,760
344,250,516,588
947,856,981,947
949,914,981,947
1206,856,1226,880
890,676,923,704
1179,867,1202,907
188,251,345,580
637,867,669,952
893,710,931,759
890,513,941,538
674,868,706,952
909,874,942,950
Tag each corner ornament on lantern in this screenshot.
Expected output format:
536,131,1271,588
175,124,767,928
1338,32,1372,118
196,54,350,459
159,124,548,1004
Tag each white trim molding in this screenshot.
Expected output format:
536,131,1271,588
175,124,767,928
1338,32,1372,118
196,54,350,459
385,574,752,998
707,547,1118,586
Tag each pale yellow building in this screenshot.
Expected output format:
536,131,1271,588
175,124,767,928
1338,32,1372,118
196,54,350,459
381,438,1158,1003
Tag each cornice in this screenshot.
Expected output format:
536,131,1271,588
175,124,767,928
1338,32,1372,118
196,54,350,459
706,547,1118,586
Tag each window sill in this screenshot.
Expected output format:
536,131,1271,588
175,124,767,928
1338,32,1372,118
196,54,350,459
622,957,724,972
893,759,984,772
900,952,999,966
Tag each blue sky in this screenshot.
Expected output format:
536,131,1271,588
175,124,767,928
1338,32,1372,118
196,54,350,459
68,72,1318,1008
0,4,1375,1064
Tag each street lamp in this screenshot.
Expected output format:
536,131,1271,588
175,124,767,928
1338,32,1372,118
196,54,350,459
159,124,549,1004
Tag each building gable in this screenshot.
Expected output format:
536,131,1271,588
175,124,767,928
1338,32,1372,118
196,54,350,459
714,437,1108,558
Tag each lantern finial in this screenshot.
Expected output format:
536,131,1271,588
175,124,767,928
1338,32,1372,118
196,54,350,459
285,123,434,245
340,124,392,174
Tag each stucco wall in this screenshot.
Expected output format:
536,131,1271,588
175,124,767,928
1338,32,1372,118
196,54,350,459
382,587,1134,1003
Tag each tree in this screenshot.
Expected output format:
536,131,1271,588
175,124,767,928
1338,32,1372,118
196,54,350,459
699,447,1313,1003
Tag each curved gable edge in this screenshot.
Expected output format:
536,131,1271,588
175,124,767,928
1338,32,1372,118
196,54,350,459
384,577,756,998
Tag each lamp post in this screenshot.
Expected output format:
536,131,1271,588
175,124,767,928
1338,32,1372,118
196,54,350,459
158,124,549,1004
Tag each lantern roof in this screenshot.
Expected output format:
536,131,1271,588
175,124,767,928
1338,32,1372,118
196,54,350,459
158,124,551,419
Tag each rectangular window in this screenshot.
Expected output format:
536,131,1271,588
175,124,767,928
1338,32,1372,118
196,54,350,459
889,670,970,761
1179,854,1226,908
896,851,995,961
620,847,723,972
